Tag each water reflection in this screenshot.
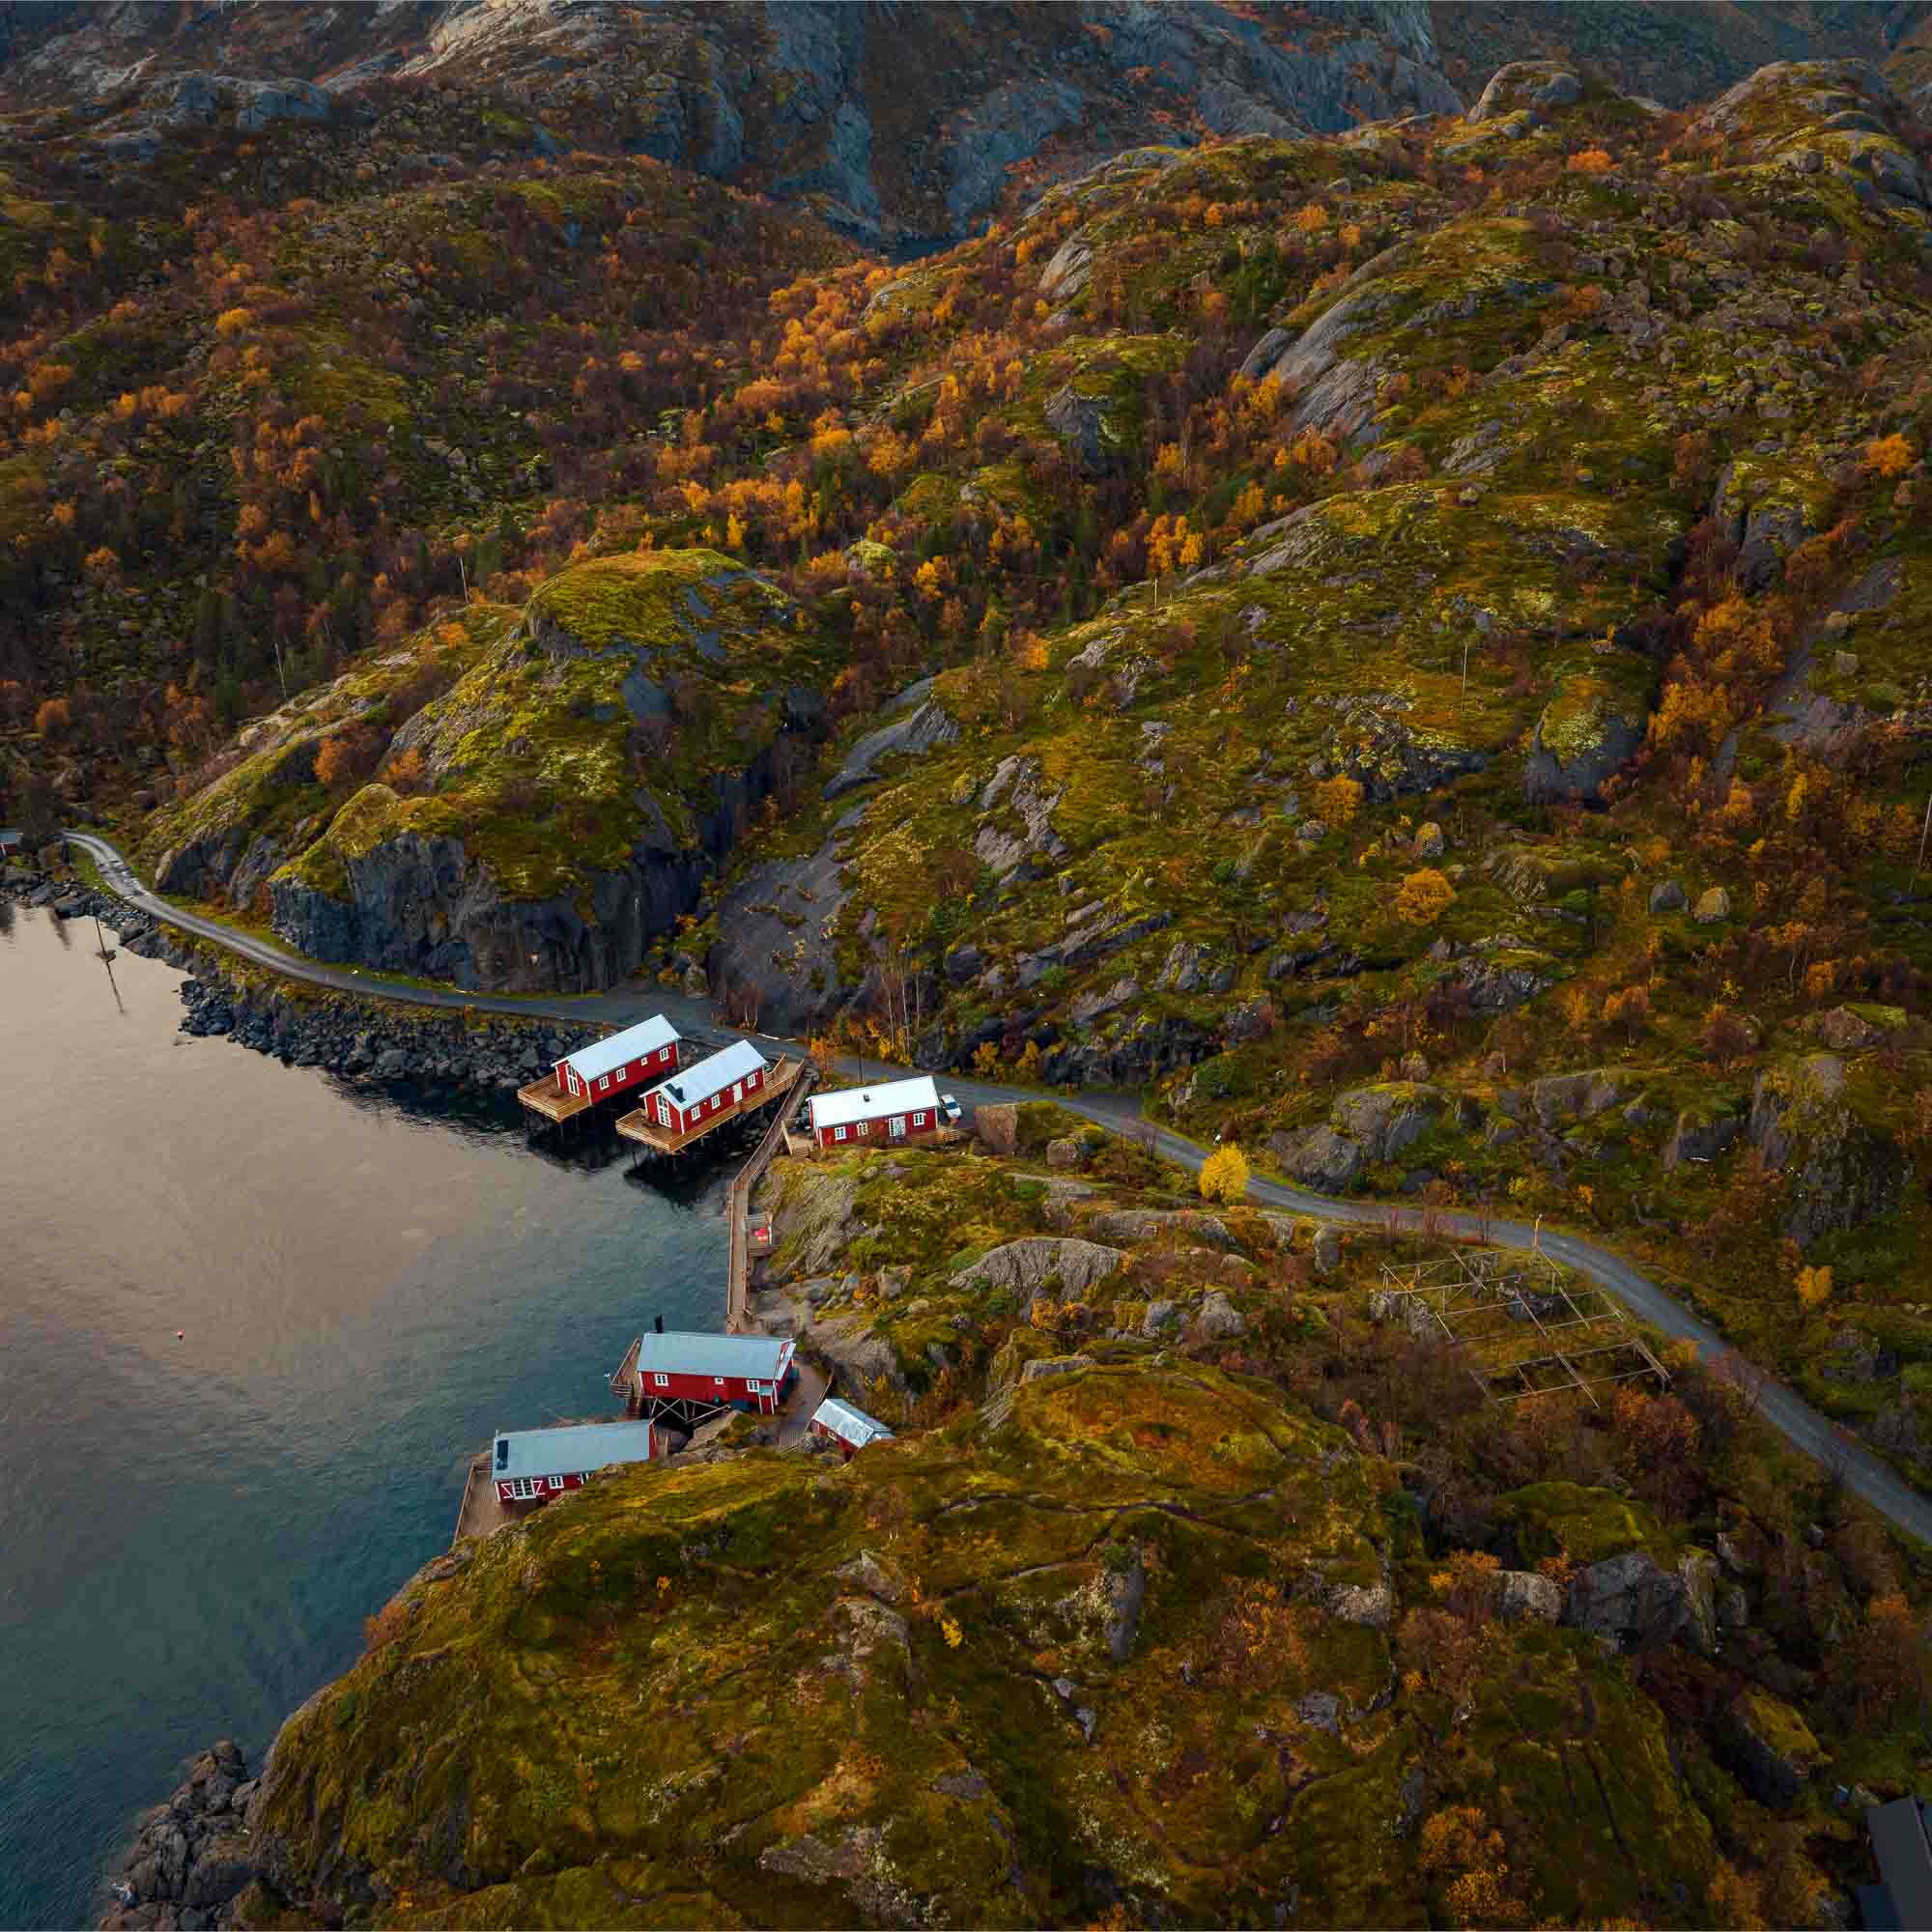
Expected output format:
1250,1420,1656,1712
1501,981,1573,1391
0,906,730,1928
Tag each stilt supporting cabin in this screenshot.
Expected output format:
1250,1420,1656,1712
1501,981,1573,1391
611,1323,797,1428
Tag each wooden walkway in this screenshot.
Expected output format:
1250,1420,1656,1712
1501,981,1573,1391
516,1076,595,1127
726,1064,815,1332
614,1056,805,1157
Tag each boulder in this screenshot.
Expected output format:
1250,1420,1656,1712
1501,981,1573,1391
1267,1123,1364,1192
1493,1570,1563,1624
1692,886,1731,923
1412,821,1446,861
950,1237,1126,1298
1563,1548,1715,1655
974,1102,1018,1155
1312,1225,1342,1275
1467,61,1582,125
1142,1298,1180,1337
1748,1056,1911,1246
1018,1353,1094,1386
1812,1004,1905,1052
1716,1689,1827,1808
1191,1290,1247,1341
1331,1082,1445,1161
1044,1136,1089,1170
1523,652,1654,805
1649,879,1687,914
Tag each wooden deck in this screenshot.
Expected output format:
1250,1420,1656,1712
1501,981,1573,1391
516,1075,595,1126
452,1454,510,1546
614,1056,805,1157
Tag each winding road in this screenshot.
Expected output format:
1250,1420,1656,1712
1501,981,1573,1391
61,831,1932,1548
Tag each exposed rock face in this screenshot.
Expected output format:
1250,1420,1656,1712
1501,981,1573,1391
823,693,958,801
1663,1108,1742,1171
106,1739,261,1929
1747,1055,1912,1247
1268,1082,1442,1190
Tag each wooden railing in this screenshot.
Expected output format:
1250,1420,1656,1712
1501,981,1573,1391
726,1063,814,1333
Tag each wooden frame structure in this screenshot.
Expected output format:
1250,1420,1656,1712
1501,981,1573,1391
1378,1247,1670,1408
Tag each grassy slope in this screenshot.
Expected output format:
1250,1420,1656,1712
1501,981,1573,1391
240,1136,1929,1929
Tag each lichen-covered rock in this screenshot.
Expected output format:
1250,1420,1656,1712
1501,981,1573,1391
1523,652,1655,804
1748,1056,1913,1246
1692,886,1732,924
1493,1570,1563,1624
1466,61,1583,125
1717,1689,1827,1808
1563,1548,1717,1656
949,1236,1126,1298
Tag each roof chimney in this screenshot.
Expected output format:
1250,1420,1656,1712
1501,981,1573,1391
655,1314,664,1335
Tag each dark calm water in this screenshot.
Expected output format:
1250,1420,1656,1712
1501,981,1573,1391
0,904,728,1929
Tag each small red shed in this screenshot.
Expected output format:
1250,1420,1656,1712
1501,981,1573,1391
555,1014,681,1102
632,1328,796,1423
639,1038,769,1138
809,1397,895,1460
808,1074,941,1150
491,1418,666,1506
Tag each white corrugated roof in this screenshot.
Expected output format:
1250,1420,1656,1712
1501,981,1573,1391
809,1075,940,1130
493,1418,659,1482
637,1330,793,1378
811,1397,895,1448
645,1037,768,1110
560,1014,680,1083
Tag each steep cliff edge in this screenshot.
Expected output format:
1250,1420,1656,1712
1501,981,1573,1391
143,550,836,993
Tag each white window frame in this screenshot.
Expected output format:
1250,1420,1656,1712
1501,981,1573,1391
835,1125,847,1141
856,1121,869,1138
732,1081,743,1103
653,1373,668,1388
890,1115,906,1138
912,1111,925,1126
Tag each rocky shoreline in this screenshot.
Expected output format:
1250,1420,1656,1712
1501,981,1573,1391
3,867,601,1093
99,1741,263,1932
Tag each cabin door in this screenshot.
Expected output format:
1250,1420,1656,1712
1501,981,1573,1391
732,1082,743,1104
890,1115,906,1138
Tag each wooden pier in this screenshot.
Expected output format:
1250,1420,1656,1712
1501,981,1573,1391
615,1055,806,1158
726,1064,815,1331
516,1076,596,1128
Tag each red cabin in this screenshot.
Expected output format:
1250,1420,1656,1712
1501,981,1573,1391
630,1328,796,1426
555,1014,681,1102
809,1397,895,1460
491,1418,667,1506
808,1074,941,1150
639,1038,769,1138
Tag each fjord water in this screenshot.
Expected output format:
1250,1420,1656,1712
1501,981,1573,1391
0,906,728,1929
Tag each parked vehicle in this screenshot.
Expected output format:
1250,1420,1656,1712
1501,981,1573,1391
939,1094,962,1124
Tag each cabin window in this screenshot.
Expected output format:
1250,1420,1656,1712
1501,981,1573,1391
597,1075,608,1092
660,1046,670,1062
653,1373,668,1387
912,1111,925,1126
856,1122,868,1138
835,1125,847,1141
748,1380,765,1394
549,1475,565,1492
732,1082,743,1104
714,1376,725,1385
